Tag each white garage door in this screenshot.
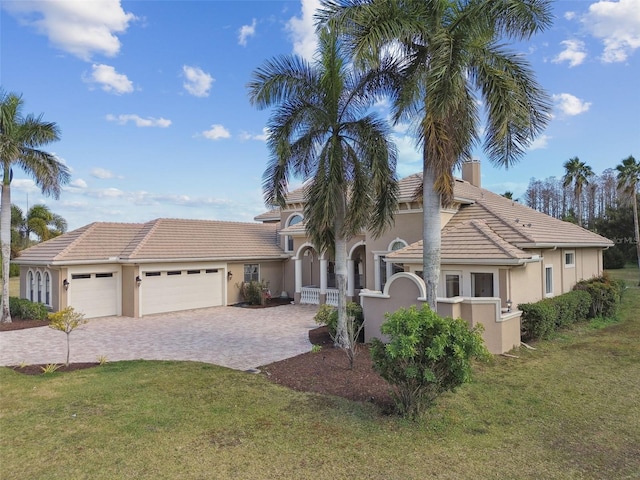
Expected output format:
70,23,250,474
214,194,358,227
69,273,118,318
140,268,223,316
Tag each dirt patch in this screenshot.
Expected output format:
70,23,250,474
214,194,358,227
260,326,395,412
11,362,100,375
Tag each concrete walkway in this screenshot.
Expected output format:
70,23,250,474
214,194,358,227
0,304,318,371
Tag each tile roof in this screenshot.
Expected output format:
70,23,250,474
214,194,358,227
253,208,281,222
15,219,286,265
388,219,533,264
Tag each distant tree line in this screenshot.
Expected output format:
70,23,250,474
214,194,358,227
522,156,639,270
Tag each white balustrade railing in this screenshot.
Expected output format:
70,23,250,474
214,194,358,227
326,289,339,306
300,287,320,305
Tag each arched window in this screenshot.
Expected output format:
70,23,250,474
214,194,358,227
44,272,51,305
36,272,42,303
28,271,34,302
286,214,303,252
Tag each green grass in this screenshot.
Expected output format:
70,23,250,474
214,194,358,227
1,269,638,479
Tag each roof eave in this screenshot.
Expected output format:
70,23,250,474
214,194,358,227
519,242,614,249
389,257,538,266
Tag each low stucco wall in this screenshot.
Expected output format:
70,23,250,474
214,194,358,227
361,272,522,354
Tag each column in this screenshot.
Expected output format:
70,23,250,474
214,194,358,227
294,257,302,304
347,258,354,297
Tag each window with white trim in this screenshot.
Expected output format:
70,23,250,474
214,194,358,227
564,251,575,268
545,265,553,296
445,273,461,298
244,264,259,282
28,271,34,302
285,214,303,252
471,272,494,297
36,272,42,303
44,272,51,305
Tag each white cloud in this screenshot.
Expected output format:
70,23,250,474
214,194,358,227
582,0,640,63
238,18,257,46
70,179,88,188
85,64,133,94
91,168,116,179
4,0,136,61
564,11,577,21
106,114,171,128
528,134,551,151
552,93,592,116
182,65,214,97
201,124,231,140
239,127,269,141
286,0,321,61
552,39,587,67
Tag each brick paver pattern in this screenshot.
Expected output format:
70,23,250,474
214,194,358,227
0,304,318,371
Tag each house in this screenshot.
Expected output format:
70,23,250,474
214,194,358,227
14,161,613,353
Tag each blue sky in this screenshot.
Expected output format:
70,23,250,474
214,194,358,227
2,0,639,231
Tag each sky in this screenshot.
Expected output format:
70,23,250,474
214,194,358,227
1,0,639,231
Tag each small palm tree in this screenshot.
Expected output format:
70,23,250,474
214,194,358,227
319,0,552,308
616,155,640,284
562,157,594,227
1,91,69,323
26,204,68,242
248,28,399,349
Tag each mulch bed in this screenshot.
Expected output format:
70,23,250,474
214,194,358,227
0,319,48,332
3,318,395,411
260,326,395,411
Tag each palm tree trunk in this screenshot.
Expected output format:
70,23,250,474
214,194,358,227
633,193,640,286
1,181,12,323
575,185,582,227
422,163,441,310
334,194,349,349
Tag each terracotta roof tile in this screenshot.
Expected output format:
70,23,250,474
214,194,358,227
15,219,286,265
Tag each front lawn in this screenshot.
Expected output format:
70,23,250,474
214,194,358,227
0,268,638,479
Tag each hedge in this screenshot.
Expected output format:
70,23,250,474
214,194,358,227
519,290,592,341
8,297,49,321
573,274,624,318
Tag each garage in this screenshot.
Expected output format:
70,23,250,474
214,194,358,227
140,268,223,316
68,272,119,318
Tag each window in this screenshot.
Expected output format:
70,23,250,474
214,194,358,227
36,272,42,303
28,271,34,302
71,274,91,279
471,272,494,297
445,274,461,297
285,214,303,252
95,273,113,278
44,272,51,305
145,272,161,277
187,270,201,275
564,251,575,268
244,264,259,282
545,265,553,296
205,269,219,274
167,270,181,276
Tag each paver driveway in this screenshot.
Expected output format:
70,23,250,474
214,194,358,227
0,304,318,371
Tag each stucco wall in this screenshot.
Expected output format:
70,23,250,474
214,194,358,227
226,260,284,305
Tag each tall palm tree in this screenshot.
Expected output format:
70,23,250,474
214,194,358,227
1,91,69,323
319,0,552,308
248,28,399,348
562,156,593,227
616,155,640,285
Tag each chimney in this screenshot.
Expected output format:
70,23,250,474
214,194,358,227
462,159,481,188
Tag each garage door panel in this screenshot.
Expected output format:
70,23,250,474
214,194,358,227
69,274,118,318
141,270,223,316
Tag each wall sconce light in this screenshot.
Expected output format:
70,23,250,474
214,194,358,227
136,276,142,287
227,271,233,281
506,299,512,312
63,279,69,291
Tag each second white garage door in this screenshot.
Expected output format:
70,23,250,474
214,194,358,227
140,268,223,316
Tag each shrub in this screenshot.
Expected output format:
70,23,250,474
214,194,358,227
519,299,557,340
313,302,363,340
370,305,489,418
238,280,269,305
9,297,48,320
574,274,624,318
